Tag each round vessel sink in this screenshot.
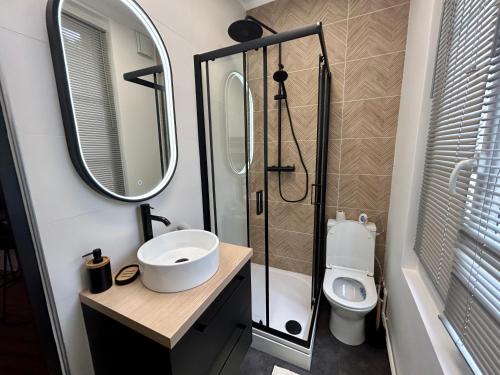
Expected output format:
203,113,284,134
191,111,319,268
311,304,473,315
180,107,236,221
137,229,220,293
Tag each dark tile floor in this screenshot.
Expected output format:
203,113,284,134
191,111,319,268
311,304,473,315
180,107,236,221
240,298,391,375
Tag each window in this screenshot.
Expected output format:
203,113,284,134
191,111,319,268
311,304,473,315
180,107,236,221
415,0,500,373
61,13,125,194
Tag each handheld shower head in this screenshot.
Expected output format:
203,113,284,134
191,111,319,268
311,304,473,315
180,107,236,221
273,69,288,83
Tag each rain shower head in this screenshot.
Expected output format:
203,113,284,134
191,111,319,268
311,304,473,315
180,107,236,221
228,16,278,43
228,19,263,42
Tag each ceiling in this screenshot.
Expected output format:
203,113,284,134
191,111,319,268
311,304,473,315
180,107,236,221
238,0,274,11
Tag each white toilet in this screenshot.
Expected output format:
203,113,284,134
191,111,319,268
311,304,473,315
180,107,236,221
322,219,378,346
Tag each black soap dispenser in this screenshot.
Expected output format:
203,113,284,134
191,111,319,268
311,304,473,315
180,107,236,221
83,248,112,293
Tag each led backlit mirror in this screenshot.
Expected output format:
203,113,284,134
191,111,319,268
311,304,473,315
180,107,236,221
225,71,253,175
47,0,177,201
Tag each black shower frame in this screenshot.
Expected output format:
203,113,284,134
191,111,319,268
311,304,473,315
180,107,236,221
123,65,168,177
194,23,331,349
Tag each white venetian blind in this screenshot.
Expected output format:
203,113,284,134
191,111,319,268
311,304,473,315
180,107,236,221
415,0,500,373
61,13,125,194
442,17,500,374
415,0,500,299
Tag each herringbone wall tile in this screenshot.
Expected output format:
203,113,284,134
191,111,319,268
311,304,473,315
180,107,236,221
269,201,314,233
248,78,263,111
281,35,323,72
249,170,263,193
340,137,395,175
345,52,405,100
268,106,318,142
326,173,340,206
330,101,343,139
338,174,391,210
347,4,409,60
244,0,409,274
251,226,314,260
327,140,341,174
252,110,264,143
249,141,278,174
277,69,321,107
252,251,313,275
349,0,409,17
269,172,311,202
249,199,265,227
284,140,317,174
342,97,399,138
330,63,345,102
325,21,348,64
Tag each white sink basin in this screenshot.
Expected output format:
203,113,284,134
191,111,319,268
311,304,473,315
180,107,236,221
137,229,220,293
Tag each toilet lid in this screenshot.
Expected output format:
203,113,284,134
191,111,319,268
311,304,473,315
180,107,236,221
323,267,377,311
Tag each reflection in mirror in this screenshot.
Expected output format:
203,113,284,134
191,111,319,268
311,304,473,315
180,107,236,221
53,0,176,200
225,72,253,175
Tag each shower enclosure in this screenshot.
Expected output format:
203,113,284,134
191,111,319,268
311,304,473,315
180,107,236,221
194,23,331,368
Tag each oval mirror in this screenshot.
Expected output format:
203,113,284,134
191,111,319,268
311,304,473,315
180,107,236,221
47,0,177,201
224,71,253,175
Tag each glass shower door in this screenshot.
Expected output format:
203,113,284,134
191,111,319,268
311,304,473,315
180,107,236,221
202,51,269,327
265,39,320,340
247,48,268,327
205,54,248,246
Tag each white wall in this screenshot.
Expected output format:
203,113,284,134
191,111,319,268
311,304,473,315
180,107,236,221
0,0,244,374
385,1,472,374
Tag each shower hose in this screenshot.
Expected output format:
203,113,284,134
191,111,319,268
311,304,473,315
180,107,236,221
277,82,309,203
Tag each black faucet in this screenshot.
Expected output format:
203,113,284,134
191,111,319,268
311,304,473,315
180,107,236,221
140,204,171,242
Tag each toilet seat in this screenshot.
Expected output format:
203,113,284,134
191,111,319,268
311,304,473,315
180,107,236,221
323,266,377,312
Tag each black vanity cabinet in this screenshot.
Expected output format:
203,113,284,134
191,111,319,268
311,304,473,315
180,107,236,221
82,262,251,375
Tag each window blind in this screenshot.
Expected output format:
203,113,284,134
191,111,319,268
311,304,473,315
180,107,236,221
415,0,500,373
61,13,125,194
442,16,500,374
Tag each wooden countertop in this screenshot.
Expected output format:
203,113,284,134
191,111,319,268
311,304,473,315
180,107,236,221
80,242,252,349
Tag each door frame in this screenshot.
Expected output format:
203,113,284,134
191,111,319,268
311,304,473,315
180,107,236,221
0,77,68,374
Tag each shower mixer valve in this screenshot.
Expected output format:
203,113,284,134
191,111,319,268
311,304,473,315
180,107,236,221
267,165,296,172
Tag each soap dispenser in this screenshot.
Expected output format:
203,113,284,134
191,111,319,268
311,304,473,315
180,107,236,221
83,248,112,293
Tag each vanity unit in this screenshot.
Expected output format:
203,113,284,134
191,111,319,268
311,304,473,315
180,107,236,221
80,243,252,375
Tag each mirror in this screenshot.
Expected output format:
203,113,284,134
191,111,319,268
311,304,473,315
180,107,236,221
225,71,253,175
47,0,177,201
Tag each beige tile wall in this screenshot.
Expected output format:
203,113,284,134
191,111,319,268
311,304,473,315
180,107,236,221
247,0,409,278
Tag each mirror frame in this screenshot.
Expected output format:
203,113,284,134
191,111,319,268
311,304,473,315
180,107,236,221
46,0,178,202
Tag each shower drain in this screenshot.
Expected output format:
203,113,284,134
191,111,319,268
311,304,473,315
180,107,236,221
285,320,302,335
174,258,189,263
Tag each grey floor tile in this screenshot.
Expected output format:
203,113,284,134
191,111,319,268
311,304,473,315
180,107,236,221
240,298,391,375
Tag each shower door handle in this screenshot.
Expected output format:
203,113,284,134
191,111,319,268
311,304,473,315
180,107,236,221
256,190,263,215
310,184,319,205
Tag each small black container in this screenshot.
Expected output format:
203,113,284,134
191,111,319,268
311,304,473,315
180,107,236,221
83,249,112,293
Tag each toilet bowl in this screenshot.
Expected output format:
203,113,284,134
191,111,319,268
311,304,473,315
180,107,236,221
323,219,377,345
323,266,377,345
